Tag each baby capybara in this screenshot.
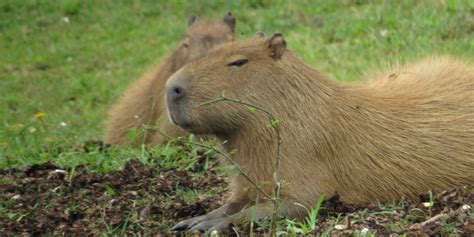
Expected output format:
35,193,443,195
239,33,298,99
165,33,474,232
104,13,236,146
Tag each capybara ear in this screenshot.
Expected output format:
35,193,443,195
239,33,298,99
255,31,265,38
223,12,236,32
266,33,286,59
187,15,197,27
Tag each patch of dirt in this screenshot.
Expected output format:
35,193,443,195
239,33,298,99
0,150,226,235
237,187,473,236
327,188,473,236
0,144,472,235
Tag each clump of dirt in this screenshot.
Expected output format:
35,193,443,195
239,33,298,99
0,148,226,235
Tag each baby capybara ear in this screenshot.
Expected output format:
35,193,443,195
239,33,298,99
266,33,286,59
187,15,197,27
223,12,236,32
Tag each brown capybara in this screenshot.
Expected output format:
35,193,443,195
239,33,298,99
104,13,236,146
165,33,474,231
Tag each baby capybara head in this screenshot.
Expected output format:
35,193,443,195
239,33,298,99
165,33,288,135
172,13,236,69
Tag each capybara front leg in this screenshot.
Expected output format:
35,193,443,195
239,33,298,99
187,200,305,233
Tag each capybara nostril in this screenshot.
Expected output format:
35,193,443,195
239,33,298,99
168,85,186,102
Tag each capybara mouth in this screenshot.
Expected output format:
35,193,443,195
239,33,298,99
165,102,178,125
165,100,193,130
166,107,186,127
178,121,194,130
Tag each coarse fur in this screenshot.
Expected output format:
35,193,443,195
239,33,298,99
104,13,236,145
166,34,474,231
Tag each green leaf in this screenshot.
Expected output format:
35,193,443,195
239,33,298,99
105,185,116,196
245,105,257,111
266,119,280,128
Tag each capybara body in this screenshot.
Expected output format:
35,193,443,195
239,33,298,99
104,14,235,145
166,34,474,231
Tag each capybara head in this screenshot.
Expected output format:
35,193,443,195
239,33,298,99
171,12,236,70
165,33,289,134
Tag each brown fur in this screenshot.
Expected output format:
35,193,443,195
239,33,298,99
166,34,474,229
104,14,235,145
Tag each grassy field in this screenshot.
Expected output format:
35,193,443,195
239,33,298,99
1,0,473,169
1,0,473,235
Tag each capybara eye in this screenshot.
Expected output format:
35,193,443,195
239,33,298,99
227,59,248,67
182,43,189,48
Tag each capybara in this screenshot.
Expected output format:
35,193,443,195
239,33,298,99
104,13,236,146
165,33,474,231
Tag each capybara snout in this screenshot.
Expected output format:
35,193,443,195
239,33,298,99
166,78,186,104
165,69,190,127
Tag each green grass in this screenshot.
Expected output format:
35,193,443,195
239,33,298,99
1,0,473,169
1,1,473,234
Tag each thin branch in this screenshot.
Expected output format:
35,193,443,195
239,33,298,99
144,125,275,203
198,95,283,228
155,94,283,228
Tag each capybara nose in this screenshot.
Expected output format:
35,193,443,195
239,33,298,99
168,85,186,102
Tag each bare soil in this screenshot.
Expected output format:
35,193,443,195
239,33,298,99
1,144,472,235
0,147,227,235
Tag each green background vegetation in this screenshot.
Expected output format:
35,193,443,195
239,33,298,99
1,0,473,169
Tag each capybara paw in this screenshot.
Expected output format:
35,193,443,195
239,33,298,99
188,217,234,233
171,215,205,231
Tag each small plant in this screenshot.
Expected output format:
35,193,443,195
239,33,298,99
105,185,116,196
200,92,283,229
428,191,434,217
284,195,325,235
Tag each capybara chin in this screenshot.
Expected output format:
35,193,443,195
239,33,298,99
104,13,236,146
166,33,474,231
